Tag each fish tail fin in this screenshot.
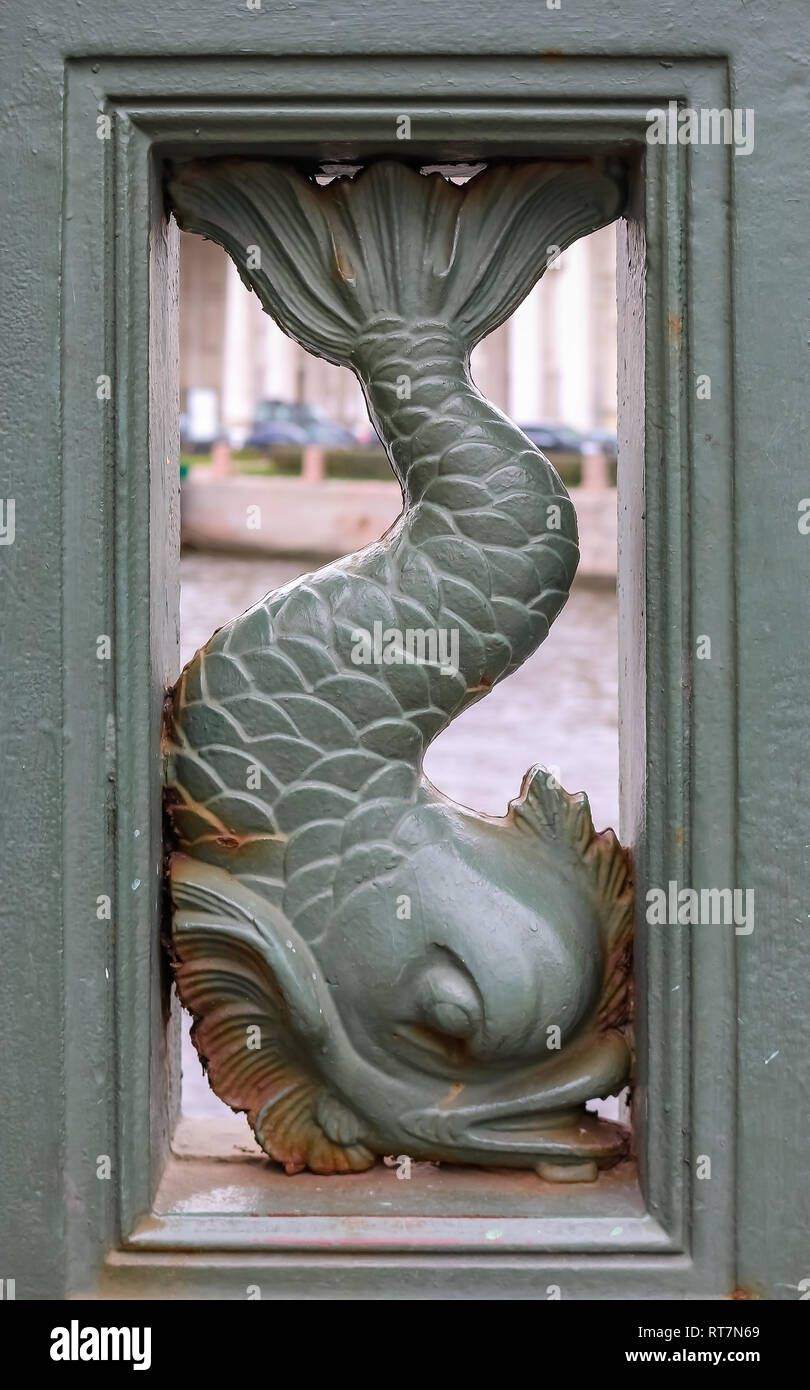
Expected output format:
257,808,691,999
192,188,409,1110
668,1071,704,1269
167,157,625,366
430,158,626,350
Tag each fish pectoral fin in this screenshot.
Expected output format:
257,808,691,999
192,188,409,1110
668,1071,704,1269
170,854,373,1174
171,853,329,1045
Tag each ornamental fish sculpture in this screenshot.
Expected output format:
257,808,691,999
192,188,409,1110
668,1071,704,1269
165,158,633,1182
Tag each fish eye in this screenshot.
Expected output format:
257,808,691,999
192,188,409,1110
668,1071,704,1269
426,998,475,1036
415,959,482,1040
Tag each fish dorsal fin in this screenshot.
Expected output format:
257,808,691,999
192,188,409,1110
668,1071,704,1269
512,764,596,855
511,767,634,1033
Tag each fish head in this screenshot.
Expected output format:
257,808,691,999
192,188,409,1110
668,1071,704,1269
321,800,604,1081
305,795,630,1167
171,771,632,1173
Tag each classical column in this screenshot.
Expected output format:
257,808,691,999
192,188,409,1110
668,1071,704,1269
262,314,300,403
554,235,593,434
469,319,511,413
588,223,618,433
221,258,263,446
507,284,542,423
538,264,561,423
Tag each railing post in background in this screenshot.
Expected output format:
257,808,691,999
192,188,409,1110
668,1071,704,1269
302,444,326,482
211,436,232,476
581,439,611,489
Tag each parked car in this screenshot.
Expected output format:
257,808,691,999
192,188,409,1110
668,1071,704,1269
244,417,309,448
353,420,385,447
586,427,618,458
246,399,357,450
517,422,586,453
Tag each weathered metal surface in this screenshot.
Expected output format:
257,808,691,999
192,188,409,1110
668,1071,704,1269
165,158,633,1179
5,0,809,1300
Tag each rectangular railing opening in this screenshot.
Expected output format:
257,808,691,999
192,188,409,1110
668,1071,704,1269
171,191,630,1186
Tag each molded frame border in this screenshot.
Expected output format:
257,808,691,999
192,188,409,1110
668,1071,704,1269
60,55,736,1298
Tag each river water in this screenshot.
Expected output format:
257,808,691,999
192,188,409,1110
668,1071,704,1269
178,550,620,1119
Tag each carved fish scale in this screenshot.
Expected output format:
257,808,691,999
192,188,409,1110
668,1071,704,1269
166,158,634,1179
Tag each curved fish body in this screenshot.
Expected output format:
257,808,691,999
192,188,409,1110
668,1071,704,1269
166,159,633,1178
